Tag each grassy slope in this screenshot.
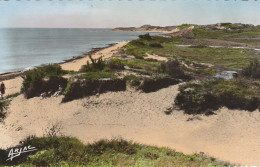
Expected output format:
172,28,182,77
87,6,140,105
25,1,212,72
124,35,259,72
4,136,230,167
192,26,260,39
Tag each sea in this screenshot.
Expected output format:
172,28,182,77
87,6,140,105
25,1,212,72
0,28,161,73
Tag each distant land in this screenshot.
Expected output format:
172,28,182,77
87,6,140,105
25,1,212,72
113,23,260,39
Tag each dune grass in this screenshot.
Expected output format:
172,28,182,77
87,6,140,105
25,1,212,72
124,35,259,72
4,136,231,167
0,101,8,120
175,79,260,115
192,26,260,39
21,64,67,93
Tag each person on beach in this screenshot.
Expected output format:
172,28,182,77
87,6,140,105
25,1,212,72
53,85,63,97
1,82,6,99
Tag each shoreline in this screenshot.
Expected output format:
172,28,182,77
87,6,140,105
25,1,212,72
0,42,120,81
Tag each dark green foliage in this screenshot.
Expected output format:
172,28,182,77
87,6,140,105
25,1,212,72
21,64,65,93
80,55,106,72
5,93,21,99
240,60,260,79
79,56,117,81
159,60,187,79
0,136,228,166
192,26,260,39
129,40,146,47
138,78,181,93
175,79,260,115
149,43,163,48
139,33,152,40
123,75,141,87
0,101,8,120
85,139,138,156
24,76,68,99
62,79,126,102
78,71,116,80
107,58,125,70
126,59,161,72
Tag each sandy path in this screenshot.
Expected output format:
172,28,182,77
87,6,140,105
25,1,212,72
145,53,168,61
61,42,127,71
1,85,260,165
2,77,23,96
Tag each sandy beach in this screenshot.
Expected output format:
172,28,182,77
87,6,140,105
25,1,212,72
1,42,260,166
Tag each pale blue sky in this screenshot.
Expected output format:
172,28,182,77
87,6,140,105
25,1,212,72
0,0,259,28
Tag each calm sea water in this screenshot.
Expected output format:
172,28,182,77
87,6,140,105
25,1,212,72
0,28,158,73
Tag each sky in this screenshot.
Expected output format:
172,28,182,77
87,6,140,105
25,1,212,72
0,0,260,28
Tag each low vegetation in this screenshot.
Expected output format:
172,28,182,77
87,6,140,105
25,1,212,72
21,64,66,93
0,101,8,120
240,60,260,79
192,26,260,39
175,79,260,115
79,56,116,80
178,24,192,30
0,136,230,166
123,75,141,87
124,33,259,75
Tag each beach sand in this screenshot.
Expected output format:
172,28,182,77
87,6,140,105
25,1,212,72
1,42,260,166
61,42,127,71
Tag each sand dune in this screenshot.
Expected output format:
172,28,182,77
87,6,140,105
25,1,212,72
1,42,260,166
1,85,260,165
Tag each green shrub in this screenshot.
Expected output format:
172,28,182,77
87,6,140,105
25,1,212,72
178,24,192,30
5,93,21,99
21,64,65,93
123,75,141,87
129,40,146,47
79,55,106,72
78,71,116,80
107,58,125,70
139,33,152,40
149,43,163,48
1,136,229,166
159,60,187,79
175,79,260,115
0,101,8,120
64,79,72,96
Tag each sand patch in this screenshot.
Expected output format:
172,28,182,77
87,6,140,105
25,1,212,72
1,85,260,165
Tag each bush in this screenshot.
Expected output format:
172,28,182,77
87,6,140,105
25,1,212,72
21,64,65,93
159,60,187,79
175,79,260,115
149,43,163,48
24,76,68,99
0,101,8,120
107,59,125,70
138,78,180,93
79,56,107,72
123,75,141,87
240,60,260,79
62,79,126,102
139,33,152,40
0,136,229,166
129,40,145,47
